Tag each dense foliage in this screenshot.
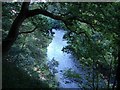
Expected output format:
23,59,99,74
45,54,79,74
2,2,59,88
2,2,120,89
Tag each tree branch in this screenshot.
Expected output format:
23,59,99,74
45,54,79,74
20,2,30,13
3,2,95,55
19,27,37,35
26,9,66,21
26,4,96,34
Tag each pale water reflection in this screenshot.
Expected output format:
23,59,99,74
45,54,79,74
47,29,86,88
47,29,107,88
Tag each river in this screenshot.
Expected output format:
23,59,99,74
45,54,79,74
47,29,88,88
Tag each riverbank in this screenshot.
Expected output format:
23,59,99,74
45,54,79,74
2,30,57,88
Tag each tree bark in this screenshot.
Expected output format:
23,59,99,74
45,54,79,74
2,3,29,56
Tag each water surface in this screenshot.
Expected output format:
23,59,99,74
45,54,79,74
47,29,86,88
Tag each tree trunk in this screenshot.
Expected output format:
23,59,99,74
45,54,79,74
2,13,26,56
2,2,29,56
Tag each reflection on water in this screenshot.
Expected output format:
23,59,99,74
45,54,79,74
47,29,85,88
47,29,107,88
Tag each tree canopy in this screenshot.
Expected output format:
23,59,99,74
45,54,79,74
2,2,120,89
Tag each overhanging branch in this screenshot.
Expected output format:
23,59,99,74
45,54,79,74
19,27,37,35
25,3,95,34
27,9,66,22
3,2,96,55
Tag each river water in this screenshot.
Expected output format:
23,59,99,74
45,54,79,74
47,29,88,88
